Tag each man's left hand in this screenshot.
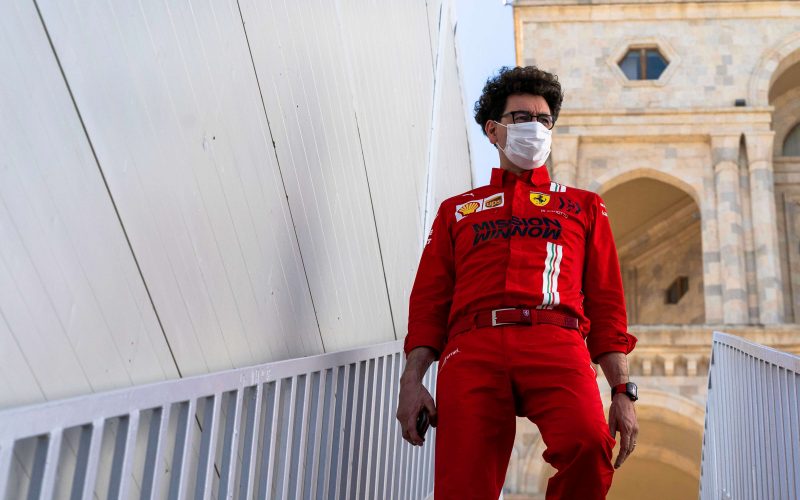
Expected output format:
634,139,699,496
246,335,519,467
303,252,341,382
608,394,638,469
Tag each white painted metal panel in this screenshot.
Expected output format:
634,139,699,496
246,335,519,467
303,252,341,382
335,0,437,337
0,340,437,500
427,1,474,220
35,0,323,375
700,332,800,499
3,0,471,412
427,0,445,69
239,0,395,352
0,0,178,409
0,290,44,408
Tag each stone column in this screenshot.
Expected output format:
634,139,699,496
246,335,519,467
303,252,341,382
685,355,700,377
712,135,748,324
745,131,785,324
662,354,676,377
551,135,578,187
641,358,653,377
701,169,724,325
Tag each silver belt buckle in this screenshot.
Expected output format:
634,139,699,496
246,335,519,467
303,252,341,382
491,308,516,327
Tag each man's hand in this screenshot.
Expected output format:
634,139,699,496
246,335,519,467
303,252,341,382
396,380,438,446
596,351,638,468
396,347,438,446
608,393,638,468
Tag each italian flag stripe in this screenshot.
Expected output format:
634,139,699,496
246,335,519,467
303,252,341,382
539,242,563,309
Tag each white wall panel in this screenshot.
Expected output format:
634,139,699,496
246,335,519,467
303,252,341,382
335,0,436,336
35,0,322,375
0,313,42,407
428,3,474,216
0,0,178,408
427,0,445,69
1,0,471,409
239,0,395,352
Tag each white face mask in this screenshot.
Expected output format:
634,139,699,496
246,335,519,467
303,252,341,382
494,121,552,170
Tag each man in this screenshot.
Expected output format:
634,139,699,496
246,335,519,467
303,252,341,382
396,66,639,499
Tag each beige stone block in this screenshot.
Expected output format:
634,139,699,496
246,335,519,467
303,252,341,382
518,3,800,110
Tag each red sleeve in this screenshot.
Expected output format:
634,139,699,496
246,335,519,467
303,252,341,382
404,205,455,360
582,194,637,363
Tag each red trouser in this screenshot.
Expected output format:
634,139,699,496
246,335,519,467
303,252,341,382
433,323,615,499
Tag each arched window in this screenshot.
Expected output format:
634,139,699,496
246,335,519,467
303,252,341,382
784,123,800,156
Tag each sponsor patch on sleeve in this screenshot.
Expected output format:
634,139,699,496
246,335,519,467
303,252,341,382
484,193,504,209
454,193,504,221
455,200,482,221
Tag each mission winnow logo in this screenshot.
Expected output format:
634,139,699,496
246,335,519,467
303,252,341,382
472,216,562,246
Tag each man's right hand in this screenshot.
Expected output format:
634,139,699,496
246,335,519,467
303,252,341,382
396,347,438,446
396,380,437,446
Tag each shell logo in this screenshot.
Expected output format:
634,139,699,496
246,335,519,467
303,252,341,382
457,201,481,216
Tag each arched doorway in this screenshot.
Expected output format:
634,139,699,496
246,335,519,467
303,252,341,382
605,391,704,499
601,177,704,325
769,47,800,323
503,392,705,500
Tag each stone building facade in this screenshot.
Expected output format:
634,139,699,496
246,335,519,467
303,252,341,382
507,1,800,498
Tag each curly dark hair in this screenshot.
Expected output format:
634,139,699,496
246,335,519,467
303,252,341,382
474,66,564,136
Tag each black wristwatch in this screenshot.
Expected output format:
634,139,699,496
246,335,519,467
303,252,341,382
611,382,638,402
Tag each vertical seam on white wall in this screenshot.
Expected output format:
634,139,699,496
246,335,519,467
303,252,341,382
423,0,448,248
423,0,436,73
350,116,398,339
451,17,475,190
331,0,399,340
31,0,183,378
234,0,326,351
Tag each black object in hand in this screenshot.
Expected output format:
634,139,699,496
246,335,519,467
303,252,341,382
416,409,430,439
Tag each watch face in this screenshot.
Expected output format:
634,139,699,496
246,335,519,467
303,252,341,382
627,383,638,398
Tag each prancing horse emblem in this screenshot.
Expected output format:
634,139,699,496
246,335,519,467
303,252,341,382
530,192,550,207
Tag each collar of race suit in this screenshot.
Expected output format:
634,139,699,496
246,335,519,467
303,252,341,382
490,166,551,188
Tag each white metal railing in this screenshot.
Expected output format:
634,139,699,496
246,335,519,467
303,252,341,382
700,331,800,499
0,340,436,499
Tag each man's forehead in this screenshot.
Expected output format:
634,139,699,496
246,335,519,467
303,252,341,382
504,93,550,112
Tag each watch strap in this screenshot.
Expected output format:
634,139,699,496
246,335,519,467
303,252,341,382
611,382,638,401
611,383,628,397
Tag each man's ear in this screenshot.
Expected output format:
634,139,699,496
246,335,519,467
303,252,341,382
485,120,497,145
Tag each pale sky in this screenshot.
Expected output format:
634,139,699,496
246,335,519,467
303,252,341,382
454,0,516,187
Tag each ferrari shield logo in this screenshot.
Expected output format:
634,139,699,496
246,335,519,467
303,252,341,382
530,192,550,206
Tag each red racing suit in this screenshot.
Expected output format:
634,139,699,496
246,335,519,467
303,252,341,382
404,166,637,499
405,166,636,362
